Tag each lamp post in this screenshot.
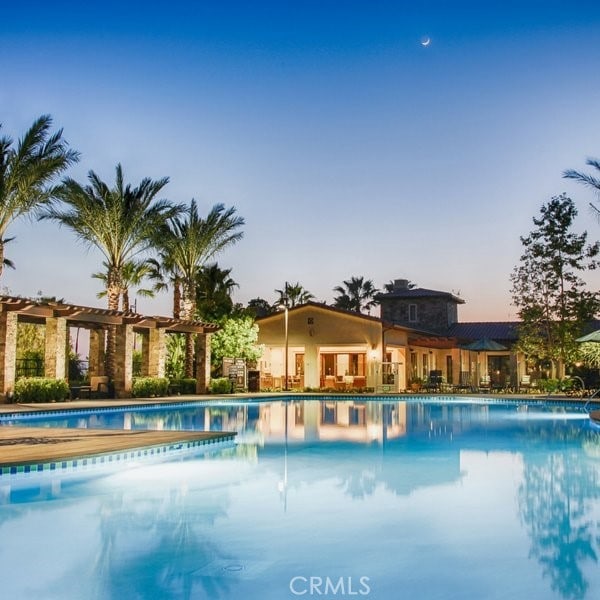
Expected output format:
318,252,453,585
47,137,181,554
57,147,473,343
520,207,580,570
284,303,289,391
280,282,290,392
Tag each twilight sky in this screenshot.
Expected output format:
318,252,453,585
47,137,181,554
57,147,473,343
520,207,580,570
2,0,600,321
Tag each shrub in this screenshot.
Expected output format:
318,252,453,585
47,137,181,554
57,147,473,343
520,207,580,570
14,377,69,403
168,378,197,395
537,378,560,393
132,377,169,398
210,377,233,394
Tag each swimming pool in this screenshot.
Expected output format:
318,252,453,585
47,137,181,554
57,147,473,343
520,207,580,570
0,397,598,600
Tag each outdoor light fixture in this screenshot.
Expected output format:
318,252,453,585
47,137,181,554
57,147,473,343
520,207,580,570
279,283,290,392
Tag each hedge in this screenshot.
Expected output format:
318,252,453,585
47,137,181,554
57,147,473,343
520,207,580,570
14,377,69,403
168,378,197,395
132,377,169,398
210,377,233,394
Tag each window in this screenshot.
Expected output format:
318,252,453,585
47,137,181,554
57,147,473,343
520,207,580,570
408,303,418,322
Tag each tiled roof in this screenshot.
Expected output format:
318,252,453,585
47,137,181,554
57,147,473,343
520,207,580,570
376,287,465,304
446,322,520,342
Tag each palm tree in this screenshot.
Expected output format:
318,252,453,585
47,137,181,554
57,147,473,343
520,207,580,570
0,115,79,276
563,158,600,220
274,282,314,308
147,254,183,319
92,259,156,311
333,276,379,314
195,263,238,322
158,200,244,376
41,164,179,379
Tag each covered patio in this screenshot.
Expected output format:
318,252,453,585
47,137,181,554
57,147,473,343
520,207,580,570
0,296,217,401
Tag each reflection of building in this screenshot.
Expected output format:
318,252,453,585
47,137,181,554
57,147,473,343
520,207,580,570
253,400,408,444
257,279,527,391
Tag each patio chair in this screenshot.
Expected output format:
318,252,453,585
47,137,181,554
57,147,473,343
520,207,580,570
425,370,443,392
479,374,491,392
520,374,531,393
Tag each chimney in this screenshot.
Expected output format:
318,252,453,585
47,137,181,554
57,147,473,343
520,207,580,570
393,279,409,291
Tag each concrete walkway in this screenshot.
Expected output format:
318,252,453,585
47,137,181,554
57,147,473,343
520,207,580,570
0,427,234,468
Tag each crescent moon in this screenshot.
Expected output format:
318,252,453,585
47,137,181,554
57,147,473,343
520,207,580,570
421,37,431,47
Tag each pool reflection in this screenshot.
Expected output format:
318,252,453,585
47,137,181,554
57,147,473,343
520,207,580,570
1,399,599,600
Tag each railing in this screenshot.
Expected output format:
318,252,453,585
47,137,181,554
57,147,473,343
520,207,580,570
16,358,90,380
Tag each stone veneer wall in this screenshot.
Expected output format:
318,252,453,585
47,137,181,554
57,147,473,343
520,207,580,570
381,297,456,332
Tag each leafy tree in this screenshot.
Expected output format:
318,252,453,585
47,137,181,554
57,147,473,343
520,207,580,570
564,157,600,221
577,342,600,369
165,333,186,380
195,263,238,322
510,194,600,377
246,297,274,318
158,200,244,376
0,115,79,276
16,323,45,360
274,282,314,308
210,315,263,374
333,276,379,313
41,164,178,379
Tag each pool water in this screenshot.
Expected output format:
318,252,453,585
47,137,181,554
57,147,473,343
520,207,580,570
0,398,599,600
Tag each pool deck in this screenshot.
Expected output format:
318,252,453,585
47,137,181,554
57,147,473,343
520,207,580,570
0,393,597,468
0,396,236,468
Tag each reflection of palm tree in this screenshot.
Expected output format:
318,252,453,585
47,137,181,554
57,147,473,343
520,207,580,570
91,481,236,599
518,446,600,600
337,469,377,499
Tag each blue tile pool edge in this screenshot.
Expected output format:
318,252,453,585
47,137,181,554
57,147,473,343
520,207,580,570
0,394,597,423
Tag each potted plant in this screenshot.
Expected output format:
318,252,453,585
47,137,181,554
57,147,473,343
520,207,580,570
409,376,423,392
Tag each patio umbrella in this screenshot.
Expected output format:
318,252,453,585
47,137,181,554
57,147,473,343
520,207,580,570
462,338,508,387
576,330,600,343
462,338,508,352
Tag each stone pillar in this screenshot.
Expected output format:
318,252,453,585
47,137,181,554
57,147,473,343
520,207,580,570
140,331,150,376
114,323,134,398
148,328,166,378
45,317,68,380
0,311,18,400
195,332,211,394
88,329,106,377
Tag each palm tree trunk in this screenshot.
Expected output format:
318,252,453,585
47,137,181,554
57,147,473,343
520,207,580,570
173,280,181,319
181,283,196,378
105,277,121,381
122,288,130,312
0,241,4,279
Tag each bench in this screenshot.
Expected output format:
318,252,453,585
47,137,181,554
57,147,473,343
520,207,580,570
70,376,110,400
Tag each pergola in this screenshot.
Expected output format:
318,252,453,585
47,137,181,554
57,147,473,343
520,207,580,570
0,296,218,401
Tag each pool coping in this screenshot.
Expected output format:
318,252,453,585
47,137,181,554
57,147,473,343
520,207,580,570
0,426,236,472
